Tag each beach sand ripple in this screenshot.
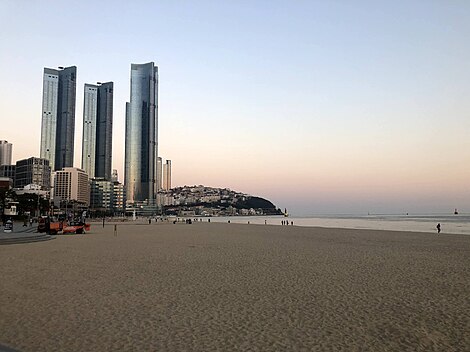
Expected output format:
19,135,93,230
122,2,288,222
1,223,469,351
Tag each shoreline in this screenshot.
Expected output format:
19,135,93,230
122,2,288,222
8,217,465,234
89,217,469,237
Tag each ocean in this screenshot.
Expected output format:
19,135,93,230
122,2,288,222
208,214,470,235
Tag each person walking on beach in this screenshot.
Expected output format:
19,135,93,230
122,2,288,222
436,223,441,234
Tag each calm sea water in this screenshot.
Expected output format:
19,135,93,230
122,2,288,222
209,214,470,235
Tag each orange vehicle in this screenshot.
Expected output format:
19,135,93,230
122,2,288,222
62,220,91,234
38,216,67,235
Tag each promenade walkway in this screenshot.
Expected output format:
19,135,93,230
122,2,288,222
0,343,20,352
0,222,53,245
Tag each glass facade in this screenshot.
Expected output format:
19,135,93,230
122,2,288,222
81,81,113,180
40,66,77,171
0,165,15,180
40,68,59,169
96,82,114,180
55,66,77,171
81,84,98,178
125,62,158,203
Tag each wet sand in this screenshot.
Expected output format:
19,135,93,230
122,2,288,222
0,222,469,351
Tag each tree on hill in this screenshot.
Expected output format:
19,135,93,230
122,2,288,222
235,196,278,211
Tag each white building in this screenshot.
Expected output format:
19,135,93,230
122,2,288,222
0,140,12,166
156,192,175,206
54,167,89,205
14,184,49,198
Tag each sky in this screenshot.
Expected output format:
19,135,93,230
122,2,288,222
1,0,470,215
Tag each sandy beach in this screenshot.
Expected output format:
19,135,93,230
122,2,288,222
0,222,469,351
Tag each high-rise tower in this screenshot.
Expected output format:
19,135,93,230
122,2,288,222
124,62,158,204
81,82,113,180
82,84,98,178
156,157,162,191
162,160,172,191
40,66,77,171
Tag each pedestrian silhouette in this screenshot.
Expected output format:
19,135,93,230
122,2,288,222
436,223,441,234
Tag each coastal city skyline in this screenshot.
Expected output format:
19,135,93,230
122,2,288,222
1,1,470,215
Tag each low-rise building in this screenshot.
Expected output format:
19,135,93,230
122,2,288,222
0,165,15,182
157,192,175,206
90,178,113,211
113,181,126,213
0,177,12,192
13,184,49,198
54,167,89,206
90,178,126,214
14,157,50,190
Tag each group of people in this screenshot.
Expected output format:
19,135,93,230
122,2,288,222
22,218,34,227
281,220,293,226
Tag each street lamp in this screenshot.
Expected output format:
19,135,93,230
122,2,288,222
37,192,40,218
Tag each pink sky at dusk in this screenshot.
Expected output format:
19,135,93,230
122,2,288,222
1,1,470,215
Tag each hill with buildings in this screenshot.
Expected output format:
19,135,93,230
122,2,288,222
159,185,283,217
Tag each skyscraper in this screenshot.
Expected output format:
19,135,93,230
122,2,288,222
125,62,158,204
156,157,162,191
0,140,12,166
81,82,113,180
40,66,77,171
162,160,172,191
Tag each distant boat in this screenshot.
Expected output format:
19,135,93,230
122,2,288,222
284,208,289,217
454,208,459,215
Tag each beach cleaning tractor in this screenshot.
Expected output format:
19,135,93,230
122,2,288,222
62,220,91,234
38,216,91,235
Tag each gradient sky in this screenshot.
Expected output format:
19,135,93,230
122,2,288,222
1,1,470,215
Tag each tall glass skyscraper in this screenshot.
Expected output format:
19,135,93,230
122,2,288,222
125,62,158,204
40,68,59,169
82,84,98,178
81,82,114,180
40,66,77,171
